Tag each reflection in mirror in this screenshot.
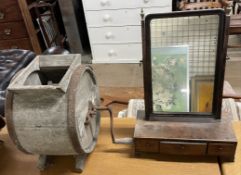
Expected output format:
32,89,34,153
150,15,219,113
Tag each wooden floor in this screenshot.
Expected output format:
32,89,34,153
0,118,223,175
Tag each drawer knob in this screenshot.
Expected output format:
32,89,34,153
103,14,111,22
105,32,113,39
100,0,109,6
143,0,150,3
4,29,11,36
108,50,116,57
0,11,5,20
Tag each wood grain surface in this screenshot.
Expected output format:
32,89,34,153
0,118,222,175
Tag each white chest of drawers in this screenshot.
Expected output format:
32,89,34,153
82,0,172,63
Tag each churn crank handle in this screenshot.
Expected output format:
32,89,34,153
96,106,133,144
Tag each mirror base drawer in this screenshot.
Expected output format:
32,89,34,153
159,141,207,155
135,139,159,153
207,143,237,156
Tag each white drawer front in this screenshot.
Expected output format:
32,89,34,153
91,44,142,63
88,26,141,44
83,0,171,11
85,7,171,27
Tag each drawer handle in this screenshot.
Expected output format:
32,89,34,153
4,29,12,36
100,0,109,6
105,32,113,39
0,11,4,20
218,147,224,151
11,45,18,49
108,50,116,57
143,0,150,3
103,14,111,22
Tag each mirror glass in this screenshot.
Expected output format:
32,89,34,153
150,15,219,113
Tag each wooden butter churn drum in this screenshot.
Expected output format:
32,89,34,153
5,54,100,172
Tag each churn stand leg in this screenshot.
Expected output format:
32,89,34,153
37,155,51,171
75,153,88,173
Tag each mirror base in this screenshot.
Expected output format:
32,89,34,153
134,111,237,160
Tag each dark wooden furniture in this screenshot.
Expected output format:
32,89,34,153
0,1,35,51
0,0,65,54
233,0,241,13
134,10,237,160
228,14,241,48
229,15,241,34
29,1,63,49
58,0,90,54
178,0,232,12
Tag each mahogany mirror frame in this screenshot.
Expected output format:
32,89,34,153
142,9,228,120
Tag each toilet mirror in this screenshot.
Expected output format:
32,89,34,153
143,10,227,119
